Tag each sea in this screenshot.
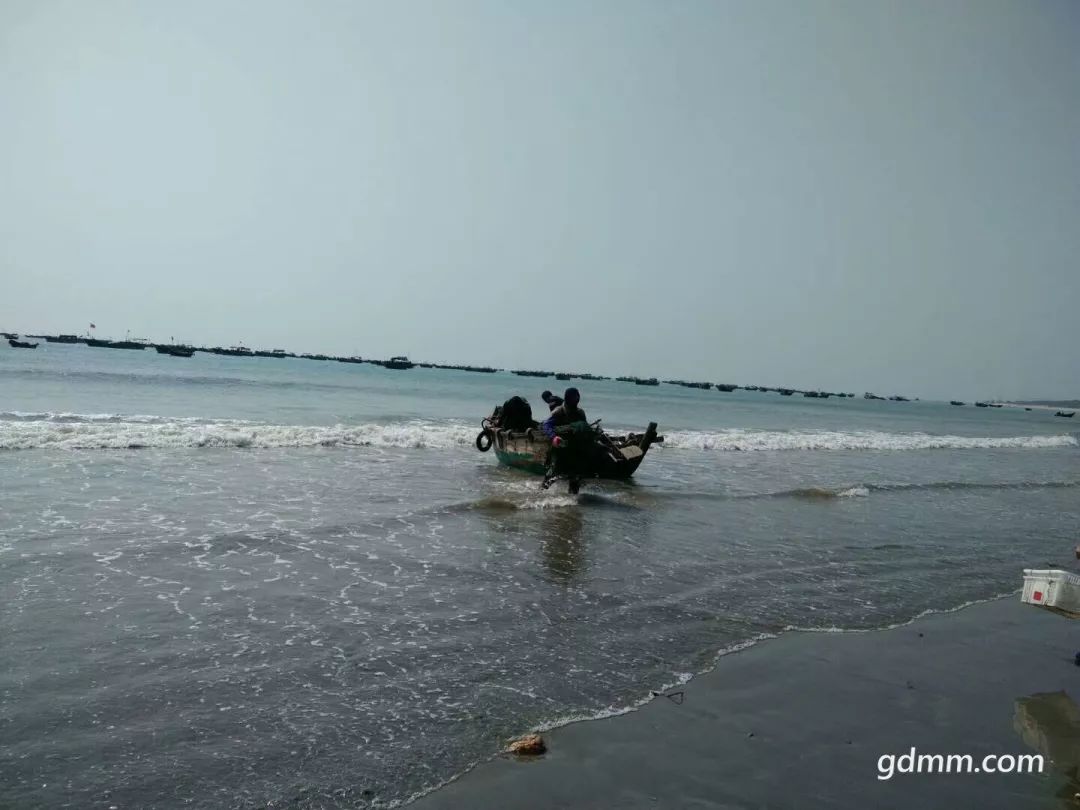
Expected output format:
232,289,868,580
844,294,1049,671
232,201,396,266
2,343,1078,808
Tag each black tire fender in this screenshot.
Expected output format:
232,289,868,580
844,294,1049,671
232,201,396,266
476,430,493,452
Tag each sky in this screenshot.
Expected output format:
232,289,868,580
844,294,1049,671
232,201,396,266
1,0,1078,400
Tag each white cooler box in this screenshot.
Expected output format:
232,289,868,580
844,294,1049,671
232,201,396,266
1021,569,1080,617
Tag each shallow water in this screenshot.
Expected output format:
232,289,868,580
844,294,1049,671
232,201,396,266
2,344,1078,807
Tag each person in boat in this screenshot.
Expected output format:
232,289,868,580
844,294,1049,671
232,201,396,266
541,390,563,411
542,387,587,448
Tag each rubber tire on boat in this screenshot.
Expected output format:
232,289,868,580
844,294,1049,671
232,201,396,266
475,430,492,452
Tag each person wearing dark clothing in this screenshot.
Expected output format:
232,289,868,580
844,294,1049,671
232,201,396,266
541,390,563,411
542,388,587,447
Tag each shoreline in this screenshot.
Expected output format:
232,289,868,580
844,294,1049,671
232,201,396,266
410,595,1080,809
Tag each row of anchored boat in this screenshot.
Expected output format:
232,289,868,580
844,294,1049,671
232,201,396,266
2,333,430,369
6,333,1076,417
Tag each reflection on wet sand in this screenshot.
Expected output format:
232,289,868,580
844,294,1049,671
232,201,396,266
1014,690,1080,804
540,508,586,584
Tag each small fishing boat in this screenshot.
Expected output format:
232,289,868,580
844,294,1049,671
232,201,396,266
1056,411,1075,418
0,332,17,339
975,402,989,408
213,346,254,356
44,334,83,343
8,339,37,349
476,398,662,493
86,338,147,350
950,401,965,406
158,346,194,357
382,356,415,370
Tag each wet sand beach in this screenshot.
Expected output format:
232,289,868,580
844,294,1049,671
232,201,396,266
413,597,1080,809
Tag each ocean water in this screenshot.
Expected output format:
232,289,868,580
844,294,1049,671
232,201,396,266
2,343,1078,808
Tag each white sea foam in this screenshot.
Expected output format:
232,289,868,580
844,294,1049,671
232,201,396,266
663,428,1077,451
836,486,871,498
1,412,1074,452
0,414,477,450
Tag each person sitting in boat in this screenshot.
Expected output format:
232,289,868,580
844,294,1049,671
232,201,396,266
541,390,563,411
542,388,587,448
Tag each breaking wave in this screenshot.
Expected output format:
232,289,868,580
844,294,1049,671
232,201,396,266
0,412,475,450
760,481,1080,500
1,412,1075,452
663,428,1077,451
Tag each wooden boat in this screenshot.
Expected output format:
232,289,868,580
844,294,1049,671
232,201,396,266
950,400,965,406
8,339,37,348
44,334,83,343
1056,411,1075,418
476,406,662,491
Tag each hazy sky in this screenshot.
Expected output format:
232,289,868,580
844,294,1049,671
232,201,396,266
2,1,1077,400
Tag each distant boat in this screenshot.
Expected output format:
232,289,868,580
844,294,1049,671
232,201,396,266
44,334,83,344
157,345,194,357
1056,411,1075,418
779,388,794,396
383,356,415,370
864,392,885,400
888,395,910,402
8,339,37,349
975,402,989,408
0,332,17,339
950,401,965,406
716,384,737,392
634,377,659,386
555,372,573,381
989,403,1003,408
209,346,254,356
513,370,553,377
86,338,147,350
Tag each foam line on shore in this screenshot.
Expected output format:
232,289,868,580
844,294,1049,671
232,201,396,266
399,593,1023,809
